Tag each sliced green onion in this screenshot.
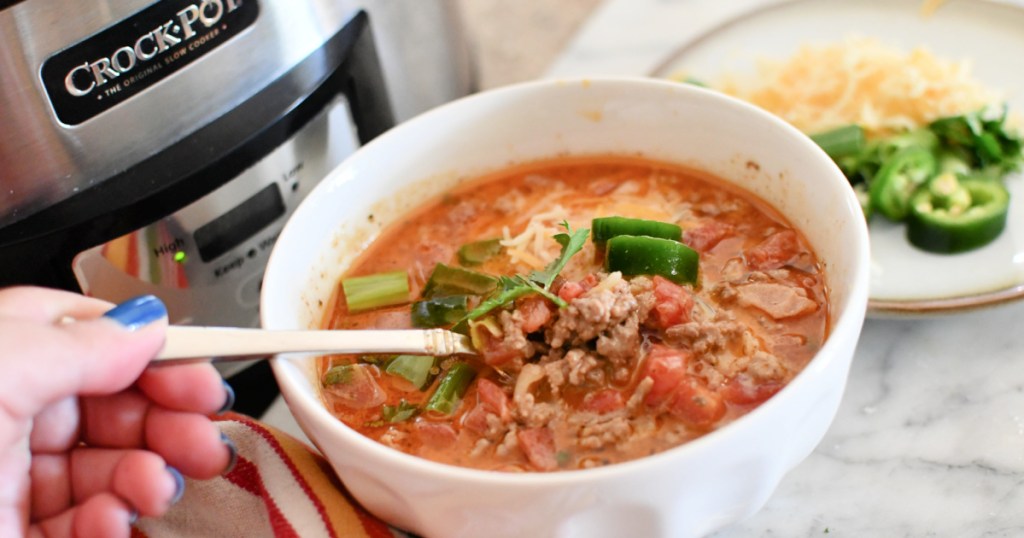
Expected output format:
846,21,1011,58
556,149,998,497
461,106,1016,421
424,362,477,415
605,235,699,284
422,263,497,298
457,238,503,266
381,400,420,423
591,216,682,245
411,295,468,328
385,355,438,390
810,124,865,160
342,271,410,313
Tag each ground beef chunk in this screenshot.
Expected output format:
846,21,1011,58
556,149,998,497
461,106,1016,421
664,311,745,358
495,426,519,458
571,411,633,450
500,310,538,358
548,273,638,347
747,350,787,381
542,359,568,396
474,309,539,369
512,392,558,428
596,318,641,371
564,349,604,386
629,276,656,323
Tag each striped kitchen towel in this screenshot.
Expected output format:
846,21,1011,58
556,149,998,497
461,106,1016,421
132,412,397,538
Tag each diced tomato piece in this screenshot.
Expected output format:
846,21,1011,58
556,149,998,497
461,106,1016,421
683,221,735,252
462,404,490,434
558,281,586,302
668,378,726,430
557,274,600,302
649,276,694,329
579,274,600,289
582,388,625,414
414,420,458,449
477,378,511,420
721,375,784,406
476,329,523,366
746,230,801,271
517,427,558,471
516,296,553,333
640,344,691,407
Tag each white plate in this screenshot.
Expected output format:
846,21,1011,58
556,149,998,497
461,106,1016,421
651,0,1024,316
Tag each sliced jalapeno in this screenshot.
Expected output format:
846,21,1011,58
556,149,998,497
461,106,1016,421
906,173,1010,253
604,235,699,284
592,216,682,245
869,147,937,222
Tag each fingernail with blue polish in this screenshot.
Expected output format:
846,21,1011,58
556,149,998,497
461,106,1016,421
217,380,235,415
103,295,167,331
128,509,139,526
167,465,185,505
221,432,238,475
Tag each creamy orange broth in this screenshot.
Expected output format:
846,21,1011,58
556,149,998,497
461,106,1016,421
319,156,828,472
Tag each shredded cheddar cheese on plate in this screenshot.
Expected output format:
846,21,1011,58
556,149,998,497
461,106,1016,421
718,36,998,136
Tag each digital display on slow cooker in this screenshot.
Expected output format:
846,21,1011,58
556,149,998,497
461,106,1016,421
193,183,284,262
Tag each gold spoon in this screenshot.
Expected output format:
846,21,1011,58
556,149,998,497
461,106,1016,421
152,326,476,365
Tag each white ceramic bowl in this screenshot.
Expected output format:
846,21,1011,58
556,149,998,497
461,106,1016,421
261,77,870,538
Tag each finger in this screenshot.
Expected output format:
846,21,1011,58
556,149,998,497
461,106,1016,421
29,493,133,538
137,362,231,415
69,449,181,517
0,287,112,323
29,397,80,453
145,408,232,479
79,392,231,477
0,296,167,423
28,454,72,521
32,449,182,522
79,391,148,449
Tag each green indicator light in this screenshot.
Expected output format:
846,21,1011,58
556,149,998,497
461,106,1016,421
174,251,187,263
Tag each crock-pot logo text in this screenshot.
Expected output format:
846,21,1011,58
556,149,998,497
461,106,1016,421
64,0,244,97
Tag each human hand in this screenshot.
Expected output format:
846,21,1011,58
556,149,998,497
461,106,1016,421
0,287,235,538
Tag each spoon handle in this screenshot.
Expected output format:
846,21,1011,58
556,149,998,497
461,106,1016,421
153,326,476,365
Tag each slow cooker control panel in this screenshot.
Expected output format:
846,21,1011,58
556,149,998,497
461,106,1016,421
72,95,360,329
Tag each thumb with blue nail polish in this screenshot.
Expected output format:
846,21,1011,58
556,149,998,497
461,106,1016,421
103,294,169,331
0,286,233,537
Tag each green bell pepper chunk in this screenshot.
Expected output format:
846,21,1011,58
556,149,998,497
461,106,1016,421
457,238,503,266
421,263,497,299
411,295,469,328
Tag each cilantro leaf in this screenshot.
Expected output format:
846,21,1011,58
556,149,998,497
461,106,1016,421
454,224,586,327
381,400,419,423
529,221,590,290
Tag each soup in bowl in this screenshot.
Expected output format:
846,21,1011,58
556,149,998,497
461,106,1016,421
262,78,870,537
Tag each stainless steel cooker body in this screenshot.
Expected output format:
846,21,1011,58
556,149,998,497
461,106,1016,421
0,0,472,330
0,0,471,230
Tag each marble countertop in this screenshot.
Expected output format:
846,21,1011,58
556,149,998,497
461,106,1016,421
544,0,1024,535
